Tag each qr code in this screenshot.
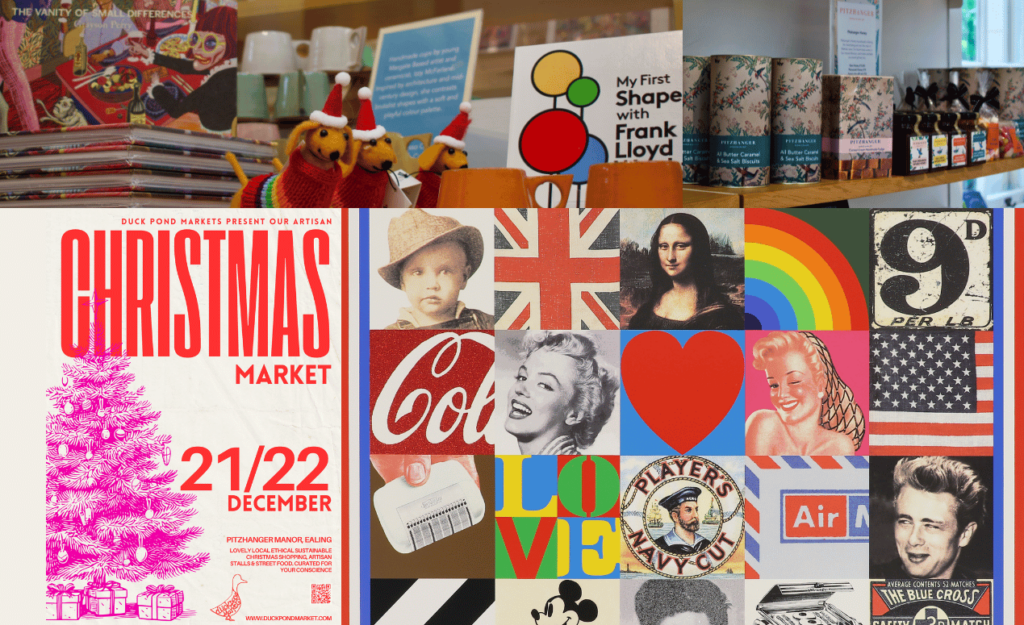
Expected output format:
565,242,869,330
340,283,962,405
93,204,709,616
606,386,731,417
311,583,331,604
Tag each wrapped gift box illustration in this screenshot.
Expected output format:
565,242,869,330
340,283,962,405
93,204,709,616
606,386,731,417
85,580,127,616
137,584,185,621
46,583,82,621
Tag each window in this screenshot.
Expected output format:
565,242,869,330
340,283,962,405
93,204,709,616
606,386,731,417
962,0,979,63
962,0,1023,66
959,0,1024,207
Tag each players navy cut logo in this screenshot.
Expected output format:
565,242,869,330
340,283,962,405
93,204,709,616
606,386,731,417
620,456,743,578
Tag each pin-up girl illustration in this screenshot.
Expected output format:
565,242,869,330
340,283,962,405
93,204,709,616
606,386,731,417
746,331,865,455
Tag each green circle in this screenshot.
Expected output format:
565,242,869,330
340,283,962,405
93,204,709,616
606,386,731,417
566,77,599,107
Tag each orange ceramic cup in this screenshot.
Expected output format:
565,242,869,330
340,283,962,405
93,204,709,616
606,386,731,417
586,161,684,207
436,168,573,208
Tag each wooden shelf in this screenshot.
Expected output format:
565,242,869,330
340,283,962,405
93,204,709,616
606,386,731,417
682,189,742,208
684,158,1024,208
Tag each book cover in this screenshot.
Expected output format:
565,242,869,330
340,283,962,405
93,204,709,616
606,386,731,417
1,0,237,135
505,31,682,207
0,191,232,205
0,123,269,158
0,145,273,178
0,169,241,196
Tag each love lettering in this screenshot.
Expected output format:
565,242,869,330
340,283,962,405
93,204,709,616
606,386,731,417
495,455,621,579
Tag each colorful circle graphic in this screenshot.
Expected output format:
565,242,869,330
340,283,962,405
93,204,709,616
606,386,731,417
519,109,588,174
531,51,583,97
566,77,600,108
560,134,607,183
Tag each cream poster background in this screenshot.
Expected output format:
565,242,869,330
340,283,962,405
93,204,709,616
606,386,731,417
0,209,342,622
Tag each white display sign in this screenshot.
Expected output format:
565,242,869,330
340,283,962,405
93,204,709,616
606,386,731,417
832,0,881,76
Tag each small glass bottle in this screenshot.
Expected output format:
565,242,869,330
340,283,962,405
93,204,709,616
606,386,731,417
128,84,147,125
893,112,931,176
949,113,969,169
74,37,88,76
929,113,950,171
965,112,987,166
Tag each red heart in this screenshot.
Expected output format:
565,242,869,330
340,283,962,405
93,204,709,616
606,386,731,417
622,331,744,453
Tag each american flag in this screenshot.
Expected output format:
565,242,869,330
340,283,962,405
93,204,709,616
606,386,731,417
493,209,620,329
869,330,994,455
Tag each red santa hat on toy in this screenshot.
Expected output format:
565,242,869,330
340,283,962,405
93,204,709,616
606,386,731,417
352,87,386,141
309,72,351,129
432,102,472,150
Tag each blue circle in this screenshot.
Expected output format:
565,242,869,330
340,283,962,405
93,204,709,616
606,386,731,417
560,134,607,183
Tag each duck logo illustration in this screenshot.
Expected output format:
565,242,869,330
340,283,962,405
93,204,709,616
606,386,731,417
531,580,598,625
210,574,247,621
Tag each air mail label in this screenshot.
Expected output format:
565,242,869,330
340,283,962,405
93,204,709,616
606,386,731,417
781,490,869,542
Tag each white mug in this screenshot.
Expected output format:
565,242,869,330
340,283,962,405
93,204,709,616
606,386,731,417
292,40,311,71
241,31,298,75
309,26,367,72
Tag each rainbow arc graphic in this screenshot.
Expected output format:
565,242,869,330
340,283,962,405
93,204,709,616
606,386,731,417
745,209,868,330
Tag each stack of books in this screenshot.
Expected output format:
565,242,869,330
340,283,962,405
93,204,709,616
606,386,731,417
0,125,277,207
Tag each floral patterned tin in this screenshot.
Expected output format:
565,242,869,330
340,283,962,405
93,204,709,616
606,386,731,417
683,56,711,185
821,75,895,180
771,58,823,184
708,54,772,187
995,67,1024,141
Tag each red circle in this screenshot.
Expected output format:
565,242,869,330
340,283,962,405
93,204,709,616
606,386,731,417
519,109,588,173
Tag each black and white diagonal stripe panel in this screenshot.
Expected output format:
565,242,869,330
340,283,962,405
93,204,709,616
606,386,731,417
372,579,495,625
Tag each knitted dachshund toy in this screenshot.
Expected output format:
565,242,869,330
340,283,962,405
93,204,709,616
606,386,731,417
331,88,397,208
415,102,471,209
227,73,358,207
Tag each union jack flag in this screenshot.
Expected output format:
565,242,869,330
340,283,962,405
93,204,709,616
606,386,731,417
870,330,994,455
493,209,620,330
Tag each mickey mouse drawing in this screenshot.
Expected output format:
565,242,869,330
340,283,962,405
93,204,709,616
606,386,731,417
531,580,598,625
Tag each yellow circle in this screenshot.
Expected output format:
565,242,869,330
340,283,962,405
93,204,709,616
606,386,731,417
532,51,582,96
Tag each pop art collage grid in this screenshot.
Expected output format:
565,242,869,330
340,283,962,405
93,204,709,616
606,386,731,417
358,209,1005,625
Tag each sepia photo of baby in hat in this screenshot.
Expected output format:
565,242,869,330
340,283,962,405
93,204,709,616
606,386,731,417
378,208,495,330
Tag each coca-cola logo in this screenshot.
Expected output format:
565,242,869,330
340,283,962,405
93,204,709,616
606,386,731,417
370,331,496,454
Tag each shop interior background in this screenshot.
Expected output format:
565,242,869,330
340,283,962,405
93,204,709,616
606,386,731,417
683,0,1023,208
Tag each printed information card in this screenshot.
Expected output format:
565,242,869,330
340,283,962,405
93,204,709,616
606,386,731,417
369,10,482,155
832,0,882,76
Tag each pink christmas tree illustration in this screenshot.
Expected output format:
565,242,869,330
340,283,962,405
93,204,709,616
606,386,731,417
46,318,209,589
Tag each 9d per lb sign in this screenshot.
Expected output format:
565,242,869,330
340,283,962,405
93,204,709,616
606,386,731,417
180,446,332,512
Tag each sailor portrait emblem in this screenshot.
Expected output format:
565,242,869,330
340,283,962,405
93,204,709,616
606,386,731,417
620,455,744,578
